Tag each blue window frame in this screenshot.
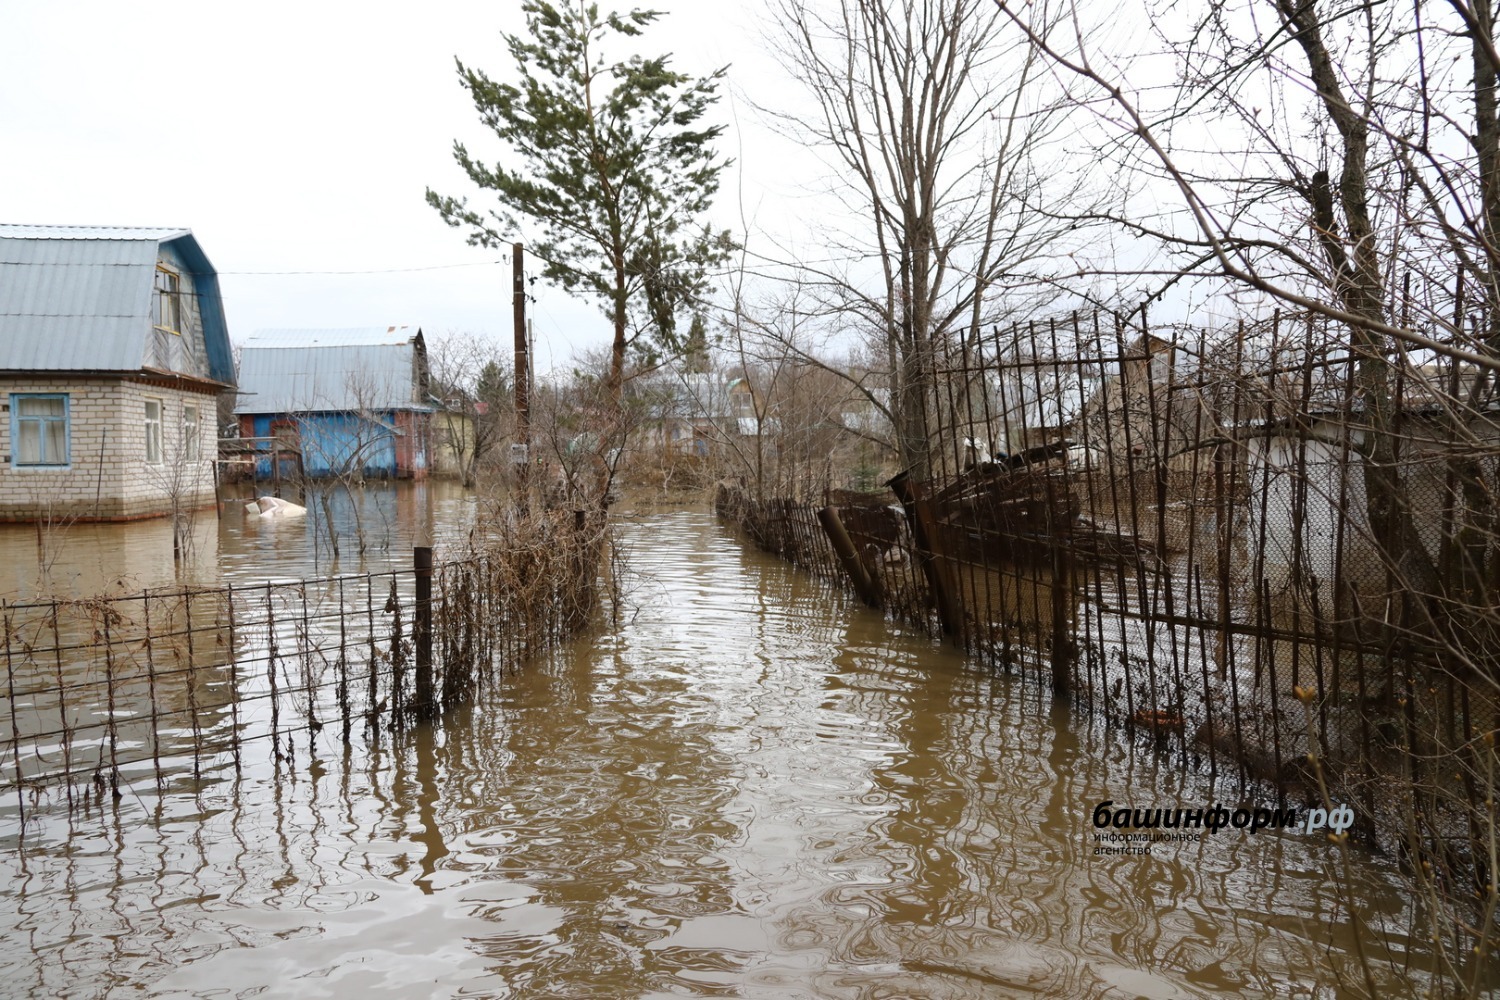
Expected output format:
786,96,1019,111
10,393,69,467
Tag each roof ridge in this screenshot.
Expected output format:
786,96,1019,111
0,223,193,240
0,222,190,230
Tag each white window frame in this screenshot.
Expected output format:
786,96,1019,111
144,398,163,464
182,402,200,462
10,393,69,468
153,265,181,334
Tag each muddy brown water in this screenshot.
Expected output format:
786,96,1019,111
0,481,477,600
0,497,1431,997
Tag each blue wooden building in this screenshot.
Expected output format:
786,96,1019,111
233,327,433,479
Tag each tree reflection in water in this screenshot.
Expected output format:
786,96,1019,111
0,507,1428,998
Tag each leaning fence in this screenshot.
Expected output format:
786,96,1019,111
719,306,1500,970
2,506,607,816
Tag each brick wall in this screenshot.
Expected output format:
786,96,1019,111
0,376,218,521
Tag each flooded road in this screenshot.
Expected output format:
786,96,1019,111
0,506,1424,997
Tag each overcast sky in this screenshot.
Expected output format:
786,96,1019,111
0,0,800,373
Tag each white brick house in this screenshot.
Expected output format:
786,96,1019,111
0,225,235,522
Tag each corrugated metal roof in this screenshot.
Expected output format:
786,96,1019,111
242,326,421,349
235,328,429,414
0,226,233,382
0,223,192,242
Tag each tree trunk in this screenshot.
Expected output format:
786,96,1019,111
1283,0,1438,600
610,252,627,408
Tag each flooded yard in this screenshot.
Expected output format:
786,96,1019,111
0,503,1431,997
0,481,479,601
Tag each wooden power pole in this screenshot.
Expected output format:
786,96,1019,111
513,242,530,494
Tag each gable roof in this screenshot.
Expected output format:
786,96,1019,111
239,327,421,349
0,224,234,384
234,327,430,414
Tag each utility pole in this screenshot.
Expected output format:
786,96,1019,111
513,242,530,497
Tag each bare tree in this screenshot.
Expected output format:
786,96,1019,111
991,0,1500,637
526,350,630,508
761,0,1082,478
987,2,1500,987
427,332,513,488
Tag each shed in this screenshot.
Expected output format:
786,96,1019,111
1243,398,1500,602
234,327,432,479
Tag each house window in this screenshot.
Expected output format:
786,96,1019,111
153,266,181,334
182,403,200,461
144,398,163,464
11,394,69,467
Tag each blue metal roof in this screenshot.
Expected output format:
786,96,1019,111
0,224,234,384
235,327,430,414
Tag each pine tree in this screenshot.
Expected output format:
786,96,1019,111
427,1,731,408
681,313,711,374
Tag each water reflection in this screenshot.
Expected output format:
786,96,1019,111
0,507,1429,997
0,481,478,601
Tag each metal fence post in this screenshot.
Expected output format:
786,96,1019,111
818,505,883,608
413,546,434,720
888,471,964,641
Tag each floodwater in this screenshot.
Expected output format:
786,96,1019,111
0,501,1432,997
0,480,478,601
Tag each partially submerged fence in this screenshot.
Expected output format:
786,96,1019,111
2,506,607,815
719,308,1500,949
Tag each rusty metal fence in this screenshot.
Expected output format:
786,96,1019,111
718,308,1500,918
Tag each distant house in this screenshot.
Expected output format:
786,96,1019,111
989,365,1101,456
638,372,741,457
234,328,433,480
0,224,235,522
832,384,887,442
1073,334,1224,473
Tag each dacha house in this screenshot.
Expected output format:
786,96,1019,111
0,224,234,522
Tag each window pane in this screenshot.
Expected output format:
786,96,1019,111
12,394,67,465
183,405,200,461
15,421,41,464
145,400,162,463
154,269,180,331
18,396,63,419
43,418,66,464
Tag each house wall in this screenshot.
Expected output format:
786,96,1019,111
1242,417,1500,599
393,410,429,479
241,410,429,479
0,375,217,521
146,243,214,381
638,416,722,458
1244,433,1370,595
431,412,472,479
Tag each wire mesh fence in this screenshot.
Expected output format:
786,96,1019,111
2,505,608,817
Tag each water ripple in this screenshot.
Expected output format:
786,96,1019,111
0,507,1430,998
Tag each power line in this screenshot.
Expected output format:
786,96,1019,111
219,259,507,276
